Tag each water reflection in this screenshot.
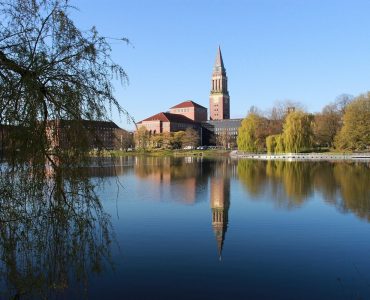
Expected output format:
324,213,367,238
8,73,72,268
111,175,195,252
210,166,230,260
133,157,234,259
132,157,370,258
133,156,214,205
0,160,113,299
237,160,370,220
2,156,369,298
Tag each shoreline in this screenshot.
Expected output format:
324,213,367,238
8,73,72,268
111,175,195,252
96,149,231,158
230,151,370,161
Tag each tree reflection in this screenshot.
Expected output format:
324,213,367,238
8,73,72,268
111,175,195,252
0,159,112,299
266,161,314,207
333,163,370,221
237,159,370,219
237,160,267,196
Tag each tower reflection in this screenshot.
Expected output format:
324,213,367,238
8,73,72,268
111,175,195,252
210,161,231,260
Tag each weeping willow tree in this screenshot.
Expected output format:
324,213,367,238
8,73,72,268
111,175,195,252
237,113,268,152
0,0,128,297
282,111,313,153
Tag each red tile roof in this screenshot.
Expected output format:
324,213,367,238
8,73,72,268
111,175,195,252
170,100,206,109
140,112,195,124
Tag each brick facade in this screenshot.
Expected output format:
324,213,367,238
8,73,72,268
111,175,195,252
47,120,129,150
209,47,230,120
170,100,207,122
137,106,203,135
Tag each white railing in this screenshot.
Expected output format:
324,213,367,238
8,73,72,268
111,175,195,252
230,151,370,161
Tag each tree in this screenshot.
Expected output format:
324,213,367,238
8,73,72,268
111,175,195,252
0,2,128,295
237,113,269,152
282,111,314,153
115,130,133,150
172,131,185,149
275,134,285,153
182,128,199,148
333,94,354,115
150,133,163,149
334,92,370,150
313,95,353,148
0,0,129,162
268,100,305,134
313,109,340,148
161,132,173,149
266,135,276,154
217,129,231,149
135,126,149,150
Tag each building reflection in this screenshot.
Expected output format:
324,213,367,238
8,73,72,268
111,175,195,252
133,156,210,205
210,160,231,260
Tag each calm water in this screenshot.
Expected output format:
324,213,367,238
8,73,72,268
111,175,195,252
84,157,370,300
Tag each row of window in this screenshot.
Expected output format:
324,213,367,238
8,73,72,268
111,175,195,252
214,127,238,135
174,108,190,113
215,127,238,131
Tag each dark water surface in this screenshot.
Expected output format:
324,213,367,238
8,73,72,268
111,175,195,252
86,157,370,300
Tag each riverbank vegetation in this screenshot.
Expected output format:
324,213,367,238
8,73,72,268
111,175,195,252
237,93,370,153
134,127,201,150
100,148,230,158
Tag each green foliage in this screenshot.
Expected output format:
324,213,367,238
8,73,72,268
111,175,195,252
334,92,370,150
266,135,276,154
151,133,164,148
237,113,268,152
0,1,124,295
312,97,352,148
172,131,185,149
182,128,200,148
135,126,149,149
282,111,313,153
161,132,174,149
275,134,285,153
0,0,130,162
266,134,285,154
137,128,200,150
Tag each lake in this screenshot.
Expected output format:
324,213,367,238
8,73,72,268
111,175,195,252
1,156,370,299
86,156,370,300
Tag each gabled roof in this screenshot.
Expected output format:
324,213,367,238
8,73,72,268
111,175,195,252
140,112,195,124
170,100,206,110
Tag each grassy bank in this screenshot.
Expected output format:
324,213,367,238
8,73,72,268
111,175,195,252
95,149,231,158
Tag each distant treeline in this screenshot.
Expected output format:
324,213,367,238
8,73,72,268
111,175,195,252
237,92,370,153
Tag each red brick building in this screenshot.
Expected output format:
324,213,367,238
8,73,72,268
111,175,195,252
47,120,130,150
137,112,198,134
169,100,207,122
137,101,205,134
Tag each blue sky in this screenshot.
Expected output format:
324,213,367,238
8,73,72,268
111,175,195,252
71,0,370,130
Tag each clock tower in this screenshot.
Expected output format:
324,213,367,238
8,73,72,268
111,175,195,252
209,46,230,120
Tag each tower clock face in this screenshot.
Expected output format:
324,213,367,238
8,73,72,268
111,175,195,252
213,98,219,103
